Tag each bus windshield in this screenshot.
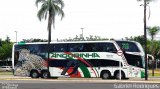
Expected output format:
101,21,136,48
116,41,145,68
116,41,140,52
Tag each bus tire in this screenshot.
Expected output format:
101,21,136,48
41,70,50,79
114,70,125,79
101,71,111,79
30,70,39,78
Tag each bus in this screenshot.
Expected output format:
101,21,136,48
12,40,145,79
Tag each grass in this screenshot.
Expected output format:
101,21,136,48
0,71,13,75
148,69,160,77
149,73,160,76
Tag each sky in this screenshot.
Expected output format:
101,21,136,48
0,0,160,42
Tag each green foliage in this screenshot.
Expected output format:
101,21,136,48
127,35,160,60
21,38,48,42
0,40,13,60
36,0,65,42
137,0,155,2
59,35,109,42
147,26,160,40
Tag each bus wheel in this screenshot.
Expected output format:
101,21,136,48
101,71,111,79
41,71,50,79
114,71,125,79
30,70,39,78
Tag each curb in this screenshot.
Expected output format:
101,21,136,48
0,77,160,83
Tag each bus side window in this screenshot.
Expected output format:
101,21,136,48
105,43,117,53
77,44,84,52
54,44,67,52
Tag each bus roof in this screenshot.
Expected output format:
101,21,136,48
14,40,116,45
14,40,140,45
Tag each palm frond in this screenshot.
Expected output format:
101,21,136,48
147,26,160,37
51,4,64,19
137,0,155,2
36,0,65,29
54,0,65,8
35,0,46,7
37,4,49,21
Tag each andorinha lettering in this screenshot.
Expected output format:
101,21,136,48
51,52,100,58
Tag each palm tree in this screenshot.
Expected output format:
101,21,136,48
147,26,160,41
36,0,64,77
35,0,64,42
147,26,160,76
137,0,155,2
147,26,160,56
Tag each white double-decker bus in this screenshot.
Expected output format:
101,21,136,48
12,40,145,79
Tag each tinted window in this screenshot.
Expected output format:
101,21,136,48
49,59,120,67
123,53,143,68
53,44,67,52
14,44,48,61
68,43,117,52
68,43,84,52
116,41,140,52
15,44,48,53
49,60,78,67
86,59,120,67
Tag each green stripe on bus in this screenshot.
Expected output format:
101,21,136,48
141,70,145,78
67,57,91,78
79,63,91,78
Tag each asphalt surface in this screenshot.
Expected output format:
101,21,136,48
0,75,160,89
0,75,160,83
0,80,160,89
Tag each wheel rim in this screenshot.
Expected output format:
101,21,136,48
32,72,38,78
103,72,109,79
43,72,48,78
116,72,123,79
116,73,120,79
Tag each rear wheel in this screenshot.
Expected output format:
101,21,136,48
101,71,111,79
41,71,50,79
30,70,39,78
114,71,125,79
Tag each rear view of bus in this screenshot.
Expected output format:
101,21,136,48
115,41,145,78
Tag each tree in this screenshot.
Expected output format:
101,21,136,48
147,26,160,41
147,26,160,76
147,26,160,56
36,0,65,42
0,39,2,47
0,40,13,61
36,0,64,73
137,0,155,2
22,38,48,42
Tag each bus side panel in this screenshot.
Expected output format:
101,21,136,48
127,66,143,78
13,48,47,76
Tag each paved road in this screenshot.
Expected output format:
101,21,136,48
0,80,160,89
0,75,160,89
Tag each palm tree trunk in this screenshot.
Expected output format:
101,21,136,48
47,11,52,73
48,12,52,43
151,36,154,76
